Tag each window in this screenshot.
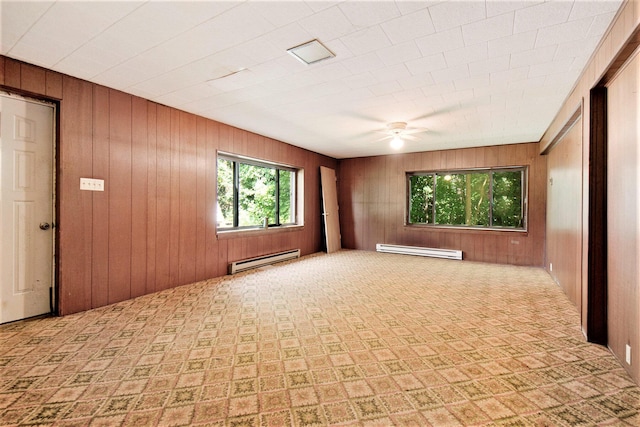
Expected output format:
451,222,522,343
217,153,297,230
407,167,526,230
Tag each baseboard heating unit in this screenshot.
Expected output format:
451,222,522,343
376,243,462,260
229,249,301,274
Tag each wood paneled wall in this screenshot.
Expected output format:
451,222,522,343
606,51,640,382
541,0,640,383
338,143,546,266
0,55,336,315
546,121,583,312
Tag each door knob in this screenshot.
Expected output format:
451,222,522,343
39,222,51,230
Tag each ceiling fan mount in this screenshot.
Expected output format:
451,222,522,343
387,122,409,135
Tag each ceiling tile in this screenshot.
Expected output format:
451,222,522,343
341,52,387,75
455,75,491,92
305,1,341,13
298,6,355,41
469,55,510,77
397,73,435,91
486,1,542,18
393,88,428,102
8,35,75,68
462,12,514,45
55,45,126,81
375,41,421,67
569,0,622,21
369,80,403,96
554,36,602,61
1,0,624,159
430,64,470,85
342,72,378,89
513,1,572,34
93,64,151,90
338,1,401,28
415,27,464,57
380,8,435,45
490,66,530,85
0,1,53,53
421,81,456,97
510,45,556,69
245,1,314,27
535,17,594,47
341,26,392,56
587,12,619,38
370,63,411,83
396,1,438,15
405,53,447,76
528,57,575,78
428,1,486,32
444,42,488,68
91,1,237,58
488,30,537,58
265,23,313,52
8,2,142,67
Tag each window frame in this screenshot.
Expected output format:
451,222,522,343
217,152,299,231
406,166,528,232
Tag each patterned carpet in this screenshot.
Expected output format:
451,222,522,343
1,250,638,426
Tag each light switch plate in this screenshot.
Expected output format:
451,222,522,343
80,178,104,191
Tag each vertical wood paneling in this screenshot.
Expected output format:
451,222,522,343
169,110,181,286
155,105,171,291
339,143,545,266
146,103,157,294
45,71,63,99
131,97,148,298
0,56,5,85
20,63,46,95
607,53,640,382
178,112,197,285
1,55,336,317
538,0,640,380
91,86,110,309
547,122,582,311
108,90,132,304
58,76,93,315
195,117,207,281
4,58,20,88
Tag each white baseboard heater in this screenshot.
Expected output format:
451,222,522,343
376,243,462,260
229,249,300,274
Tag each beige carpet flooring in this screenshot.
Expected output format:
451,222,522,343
0,250,638,426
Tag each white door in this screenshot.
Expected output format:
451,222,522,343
0,94,54,324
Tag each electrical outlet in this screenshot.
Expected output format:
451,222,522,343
626,344,632,365
80,178,104,191
550,263,553,272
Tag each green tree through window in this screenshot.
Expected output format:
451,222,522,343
408,167,525,229
217,154,297,229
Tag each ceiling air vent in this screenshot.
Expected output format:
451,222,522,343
287,39,335,65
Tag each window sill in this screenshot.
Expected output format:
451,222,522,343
404,224,528,235
217,224,304,239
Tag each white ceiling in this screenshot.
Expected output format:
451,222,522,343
1,0,622,158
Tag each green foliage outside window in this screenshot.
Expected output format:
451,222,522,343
409,168,525,229
217,155,296,229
